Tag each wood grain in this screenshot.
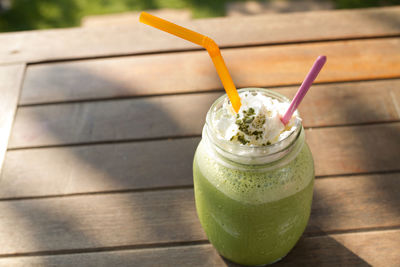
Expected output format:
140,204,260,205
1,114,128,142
0,64,25,174
0,173,399,256
1,7,400,64
2,121,400,198
1,229,397,267
20,38,400,105
9,79,400,149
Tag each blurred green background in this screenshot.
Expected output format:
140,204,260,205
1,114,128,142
0,0,399,32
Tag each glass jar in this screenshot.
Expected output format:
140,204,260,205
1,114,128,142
193,88,314,266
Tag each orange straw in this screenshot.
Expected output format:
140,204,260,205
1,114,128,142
139,12,241,113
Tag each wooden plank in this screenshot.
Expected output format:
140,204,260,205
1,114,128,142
0,189,203,255
310,173,400,232
315,230,400,267
1,7,400,64
10,79,400,148
9,93,217,149
1,229,398,266
306,123,400,176
0,173,399,255
0,244,221,267
281,80,400,128
2,121,400,198
390,86,400,117
20,38,400,105
0,138,198,198
0,64,24,174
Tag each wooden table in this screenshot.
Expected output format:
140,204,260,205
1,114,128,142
0,6,400,266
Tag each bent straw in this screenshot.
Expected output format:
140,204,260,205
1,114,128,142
281,55,327,125
139,12,241,113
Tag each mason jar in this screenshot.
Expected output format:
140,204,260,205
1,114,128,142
193,88,314,266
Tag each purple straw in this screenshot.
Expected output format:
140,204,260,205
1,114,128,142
281,55,327,125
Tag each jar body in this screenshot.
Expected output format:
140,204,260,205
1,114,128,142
193,129,314,266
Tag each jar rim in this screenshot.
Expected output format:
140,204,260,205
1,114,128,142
205,88,303,165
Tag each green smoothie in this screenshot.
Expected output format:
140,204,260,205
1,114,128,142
192,88,315,266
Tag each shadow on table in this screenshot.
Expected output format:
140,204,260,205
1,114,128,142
1,64,211,264
2,70,397,266
2,10,400,263
358,3,400,30
220,232,372,266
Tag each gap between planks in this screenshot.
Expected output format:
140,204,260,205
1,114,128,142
9,78,400,150
19,37,400,106
6,121,400,151
0,227,398,259
2,122,400,198
16,76,400,108
0,169,399,202
23,34,400,66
